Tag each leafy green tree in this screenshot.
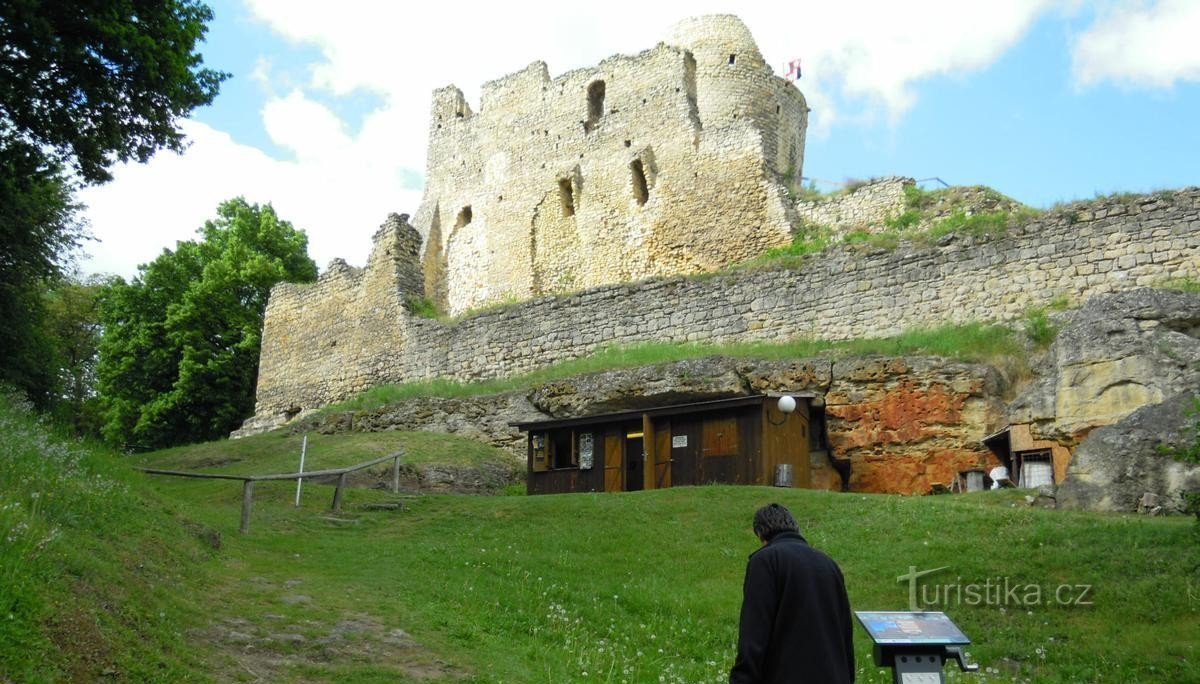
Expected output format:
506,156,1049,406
0,1,226,402
42,276,110,435
97,199,317,449
0,0,227,183
0,145,86,405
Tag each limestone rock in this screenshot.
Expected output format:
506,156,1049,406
1057,392,1200,513
1008,288,1200,442
826,357,1007,494
528,356,832,418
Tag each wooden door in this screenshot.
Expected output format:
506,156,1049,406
653,425,672,489
604,431,623,492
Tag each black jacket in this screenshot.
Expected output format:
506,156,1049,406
730,532,855,683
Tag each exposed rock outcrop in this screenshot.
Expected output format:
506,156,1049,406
1008,288,1200,443
1057,392,1200,513
826,357,1007,494
291,354,1003,495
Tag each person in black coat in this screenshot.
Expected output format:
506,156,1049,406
730,503,855,683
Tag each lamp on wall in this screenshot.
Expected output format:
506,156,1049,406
768,395,797,425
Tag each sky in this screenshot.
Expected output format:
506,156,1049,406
77,0,1200,280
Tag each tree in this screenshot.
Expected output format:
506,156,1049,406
0,144,86,406
42,276,109,435
0,1,226,403
97,199,317,449
0,0,228,183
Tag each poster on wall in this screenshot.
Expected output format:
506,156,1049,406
579,432,594,469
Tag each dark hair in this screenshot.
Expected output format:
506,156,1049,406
753,503,799,542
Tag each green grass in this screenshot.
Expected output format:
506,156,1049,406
140,429,512,474
131,469,1200,683
405,294,441,319
11,386,1200,682
327,323,1024,412
1159,276,1200,293
0,389,213,681
1024,306,1059,349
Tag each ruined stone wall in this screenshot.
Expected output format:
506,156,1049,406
412,15,807,315
248,215,424,428
795,176,912,234
248,189,1200,429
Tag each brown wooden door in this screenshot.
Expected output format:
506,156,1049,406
653,427,672,489
604,431,623,493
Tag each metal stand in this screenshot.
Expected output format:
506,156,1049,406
875,644,978,683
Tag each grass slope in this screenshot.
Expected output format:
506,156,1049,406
0,390,214,682
134,438,1200,683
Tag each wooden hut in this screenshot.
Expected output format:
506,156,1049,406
512,394,826,495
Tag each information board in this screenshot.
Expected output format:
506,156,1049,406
854,611,970,646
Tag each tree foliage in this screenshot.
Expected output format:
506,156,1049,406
97,199,317,449
0,1,225,405
43,276,109,435
0,0,228,183
0,145,87,405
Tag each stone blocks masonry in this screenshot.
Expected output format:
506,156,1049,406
244,189,1200,432
412,15,807,315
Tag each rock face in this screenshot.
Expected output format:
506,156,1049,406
296,354,1003,495
825,358,1007,494
1008,288,1200,443
528,356,832,417
1058,392,1200,513
288,393,545,455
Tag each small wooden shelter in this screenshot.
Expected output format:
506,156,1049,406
512,394,822,495
981,424,1072,487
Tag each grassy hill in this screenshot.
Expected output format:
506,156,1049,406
4,395,1198,682
0,390,212,681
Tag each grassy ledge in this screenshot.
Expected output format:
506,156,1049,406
326,323,1024,412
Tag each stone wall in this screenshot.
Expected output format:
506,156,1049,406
794,176,912,234
412,15,808,315
247,188,1200,430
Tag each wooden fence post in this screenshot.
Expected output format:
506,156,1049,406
240,480,254,534
331,472,347,512
392,454,401,494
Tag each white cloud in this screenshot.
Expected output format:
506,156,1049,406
1071,0,1200,88
78,119,421,279
80,1,1064,277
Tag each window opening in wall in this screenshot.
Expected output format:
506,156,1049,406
776,104,781,114
455,206,472,229
728,53,736,65
558,178,576,217
631,159,649,206
585,80,606,133
550,430,576,469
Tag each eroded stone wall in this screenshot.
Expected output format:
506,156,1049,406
795,176,912,234
412,15,807,315
248,189,1200,430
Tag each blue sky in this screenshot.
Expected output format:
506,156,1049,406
78,1,1200,279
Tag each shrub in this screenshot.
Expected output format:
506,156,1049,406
1024,305,1058,348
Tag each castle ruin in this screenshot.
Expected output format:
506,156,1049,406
412,15,808,315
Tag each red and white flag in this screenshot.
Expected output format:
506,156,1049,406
784,58,802,80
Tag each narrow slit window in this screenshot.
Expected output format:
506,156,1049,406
585,80,606,133
630,159,649,206
728,53,736,65
558,178,576,217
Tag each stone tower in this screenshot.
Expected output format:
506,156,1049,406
411,14,808,315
